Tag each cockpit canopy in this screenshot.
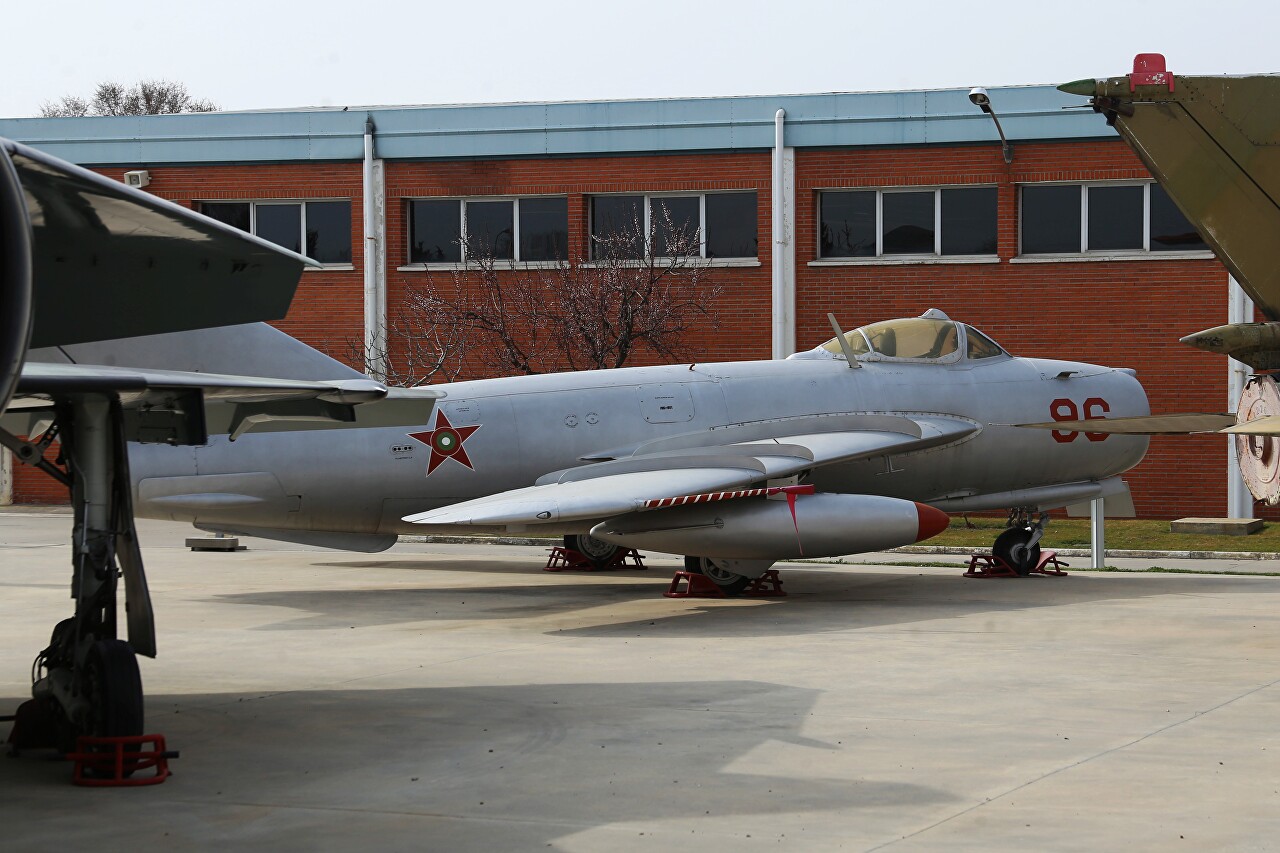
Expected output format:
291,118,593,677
794,309,1008,363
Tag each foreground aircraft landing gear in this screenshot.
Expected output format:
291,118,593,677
3,394,155,759
991,510,1049,576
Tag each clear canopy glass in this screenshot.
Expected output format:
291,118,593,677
817,317,1007,362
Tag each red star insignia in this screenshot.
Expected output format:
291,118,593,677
408,410,481,476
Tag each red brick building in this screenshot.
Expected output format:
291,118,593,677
0,86,1238,516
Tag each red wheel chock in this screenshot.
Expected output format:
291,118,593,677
664,569,787,598
544,546,647,572
68,734,178,786
964,550,1069,578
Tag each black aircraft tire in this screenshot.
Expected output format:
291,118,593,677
993,528,1040,577
684,556,752,596
80,639,144,777
564,534,622,569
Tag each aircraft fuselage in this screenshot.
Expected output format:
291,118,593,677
129,352,1149,544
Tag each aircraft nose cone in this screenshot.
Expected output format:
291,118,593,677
913,502,950,542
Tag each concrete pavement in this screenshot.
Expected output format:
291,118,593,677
3,510,1280,850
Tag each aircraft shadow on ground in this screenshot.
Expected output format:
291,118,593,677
215,561,1280,638
0,680,955,847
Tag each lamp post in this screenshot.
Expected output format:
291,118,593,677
968,87,1013,164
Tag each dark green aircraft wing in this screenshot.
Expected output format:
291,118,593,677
3,138,313,350
1060,59,1280,318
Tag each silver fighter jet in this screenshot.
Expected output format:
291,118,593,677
116,309,1154,592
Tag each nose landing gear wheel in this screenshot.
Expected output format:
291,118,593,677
684,556,752,596
993,528,1040,576
563,534,622,570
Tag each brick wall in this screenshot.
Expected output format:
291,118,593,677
384,152,774,374
7,142,1244,518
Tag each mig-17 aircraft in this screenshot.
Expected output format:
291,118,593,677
84,309,1156,594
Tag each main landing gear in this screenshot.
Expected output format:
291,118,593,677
991,509,1049,576
682,556,777,597
562,534,624,570
2,394,155,756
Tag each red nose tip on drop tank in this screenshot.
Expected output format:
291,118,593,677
913,503,950,542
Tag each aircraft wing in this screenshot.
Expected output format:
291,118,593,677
405,414,977,525
1014,413,1238,435
1014,412,1280,437
3,138,313,350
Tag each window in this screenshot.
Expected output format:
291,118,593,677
200,200,352,264
407,197,568,264
819,187,997,259
588,192,757,260
1019,182,1208,255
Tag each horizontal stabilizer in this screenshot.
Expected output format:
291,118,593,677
4,362,445,445
30,322,367,382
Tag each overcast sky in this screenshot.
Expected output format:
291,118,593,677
6,0,1276,117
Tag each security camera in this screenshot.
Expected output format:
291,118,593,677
968,87,991,109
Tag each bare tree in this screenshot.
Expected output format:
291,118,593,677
344,296,467,388
40,80,218,117
403,203,720,380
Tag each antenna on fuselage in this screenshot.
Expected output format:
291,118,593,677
826,313,862,369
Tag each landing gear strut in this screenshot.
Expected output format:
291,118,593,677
3,394,154,753
992,509,1049,576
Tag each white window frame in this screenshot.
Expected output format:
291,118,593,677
1016,180,1215,260
589,191,759,261
814,186,999,263
403,195,568,268
197,199,353,268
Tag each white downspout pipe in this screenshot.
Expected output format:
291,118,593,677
362,117,386,380
1227,274,1255,518
1090,499,1106,569
771,109,793,359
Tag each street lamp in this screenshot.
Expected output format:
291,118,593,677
968,87,1013,164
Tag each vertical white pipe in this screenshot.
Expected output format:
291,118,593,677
0,448,11,505
362,118,385,380
1090,498,1105,568
771,109,792,359
1227,274,1255,518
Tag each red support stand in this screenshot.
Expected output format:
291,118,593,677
964,550,1069,578
664,569,787,598
67,734,178,786
544,546,647,572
